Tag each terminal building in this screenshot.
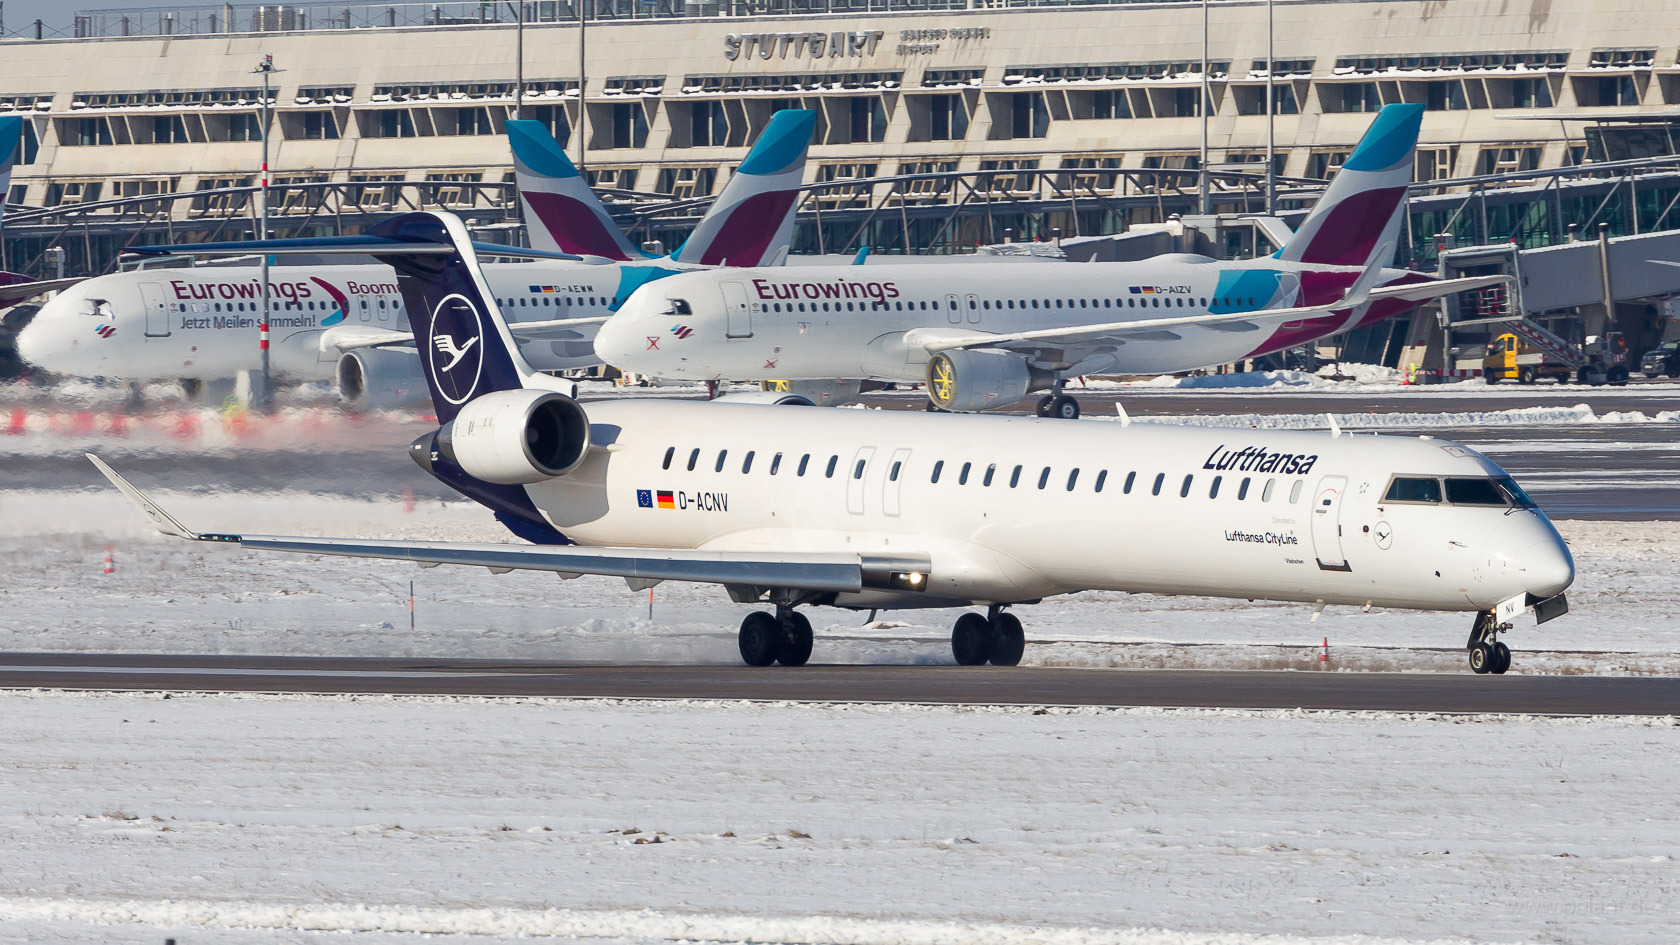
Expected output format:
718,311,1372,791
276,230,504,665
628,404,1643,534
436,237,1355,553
1,0,1678,371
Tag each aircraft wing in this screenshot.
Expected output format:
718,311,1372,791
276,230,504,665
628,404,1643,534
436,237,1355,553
321,317,611,353
0,276,82,306
89,454,928,594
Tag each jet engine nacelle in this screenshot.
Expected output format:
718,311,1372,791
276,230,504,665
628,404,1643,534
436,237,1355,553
924,349,1048,412
336,348,431,410
437,388,590,484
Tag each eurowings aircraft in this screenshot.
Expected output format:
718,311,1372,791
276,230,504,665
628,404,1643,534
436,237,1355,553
596,104,1503,418
92,210,1572,674
0,115,83,310
17,110,818,404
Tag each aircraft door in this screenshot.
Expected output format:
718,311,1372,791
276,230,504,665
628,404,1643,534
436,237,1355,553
881,447,911,516
847,446,875,515
140,283,171,338
945,293,961,325
965,293,980,324
1310,475,1352,572
721,282,753,339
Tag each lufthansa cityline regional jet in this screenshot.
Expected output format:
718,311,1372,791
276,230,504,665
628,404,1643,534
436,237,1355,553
595,104,1505,419
91,210,1571,674
17,110,817,406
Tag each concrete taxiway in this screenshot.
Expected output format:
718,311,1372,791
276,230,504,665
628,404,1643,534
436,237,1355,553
3,653,1676,715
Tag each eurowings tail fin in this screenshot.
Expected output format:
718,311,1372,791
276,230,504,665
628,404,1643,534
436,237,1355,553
1275,103,1423,269
507,119,644,261
671,109,816,267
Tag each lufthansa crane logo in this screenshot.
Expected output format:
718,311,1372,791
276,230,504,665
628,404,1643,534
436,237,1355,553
427,293,485,406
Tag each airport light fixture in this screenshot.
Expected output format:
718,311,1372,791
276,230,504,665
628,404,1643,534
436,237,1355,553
252,53,283,412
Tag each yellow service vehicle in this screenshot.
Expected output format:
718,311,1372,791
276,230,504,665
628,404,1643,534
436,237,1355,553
1482,331,1630,385
1483,333,1571,384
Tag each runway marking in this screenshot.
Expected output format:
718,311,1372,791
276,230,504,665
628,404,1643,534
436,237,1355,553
0,665,520,679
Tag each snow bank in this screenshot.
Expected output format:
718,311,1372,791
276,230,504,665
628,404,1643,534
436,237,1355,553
0,690,1674,945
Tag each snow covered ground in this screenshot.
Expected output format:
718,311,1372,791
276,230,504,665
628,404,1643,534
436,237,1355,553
1,691,1676,945
1,487,1676,675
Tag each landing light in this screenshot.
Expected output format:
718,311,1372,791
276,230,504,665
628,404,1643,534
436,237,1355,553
888,570,927,591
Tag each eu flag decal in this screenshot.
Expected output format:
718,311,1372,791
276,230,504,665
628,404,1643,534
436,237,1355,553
636,489,653,508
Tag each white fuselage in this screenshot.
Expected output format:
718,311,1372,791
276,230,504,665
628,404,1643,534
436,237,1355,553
521,400,1572,613
596,258,1417,382
16,262,639,381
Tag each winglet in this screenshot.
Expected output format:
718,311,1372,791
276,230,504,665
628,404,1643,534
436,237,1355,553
86,453,213,542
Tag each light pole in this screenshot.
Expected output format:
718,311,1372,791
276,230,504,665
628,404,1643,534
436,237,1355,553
1198,0,1209,216
1265,0,1276,214
506,0,524,120
252,54,283,411
577,0,587,173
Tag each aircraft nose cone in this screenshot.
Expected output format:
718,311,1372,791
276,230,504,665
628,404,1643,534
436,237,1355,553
591,314,633,368
1523,537,1575,600
14,309,52,370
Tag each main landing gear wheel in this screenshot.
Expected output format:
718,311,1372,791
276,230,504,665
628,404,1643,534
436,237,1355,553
951,613,994,665
1466,611,1513,675
1035,394,1080,420
990,612,1026,666
738,611,782,666
778,611,814,667
950,609,1028,666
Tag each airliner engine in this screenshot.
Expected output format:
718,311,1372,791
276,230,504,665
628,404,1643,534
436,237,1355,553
925,349,1050,412
435,388,590,484
336,348,431,410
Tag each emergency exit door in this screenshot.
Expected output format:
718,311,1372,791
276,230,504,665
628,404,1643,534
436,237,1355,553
1311,475,1352,572
721,282,753,338
140,282,171,338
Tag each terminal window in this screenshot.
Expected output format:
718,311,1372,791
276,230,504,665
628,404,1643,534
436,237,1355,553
1010,93,1049,139
926,93,967,141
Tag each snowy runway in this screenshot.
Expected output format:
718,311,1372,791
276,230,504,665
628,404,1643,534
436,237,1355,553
2,691,1677,945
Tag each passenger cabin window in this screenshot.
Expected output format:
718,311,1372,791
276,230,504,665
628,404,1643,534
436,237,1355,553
715,450,728,473
890,461,902,481
1037,467,1051,490
742,451,755,474
1094,470,1107,493
1180,474,1194,498
1384,477,1442,504
932,460,944,484
1289,481,1304,504
1445,477,1508,506
1237,477,1250,500
826,455,839,478
1066,469,1079,491
1010,465,1022,488
662,447,674,471
1124,472,1136,494
1209,475,1221,499
959,462,972,485
687,448,700,472
1152,473,1165,496
1262,478,1276,502
984,464,997,487
853,458,866,480
770,453,782,475
798,454,810,476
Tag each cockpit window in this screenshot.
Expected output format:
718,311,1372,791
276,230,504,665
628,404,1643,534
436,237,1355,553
1383,476,1442,503
669,298,692,316
1444,477,1508,506
1494,476,1538,508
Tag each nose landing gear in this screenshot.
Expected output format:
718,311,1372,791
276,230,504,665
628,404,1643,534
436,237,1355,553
737,606,815,667
1467,611,1513,675
950,606,1027,666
